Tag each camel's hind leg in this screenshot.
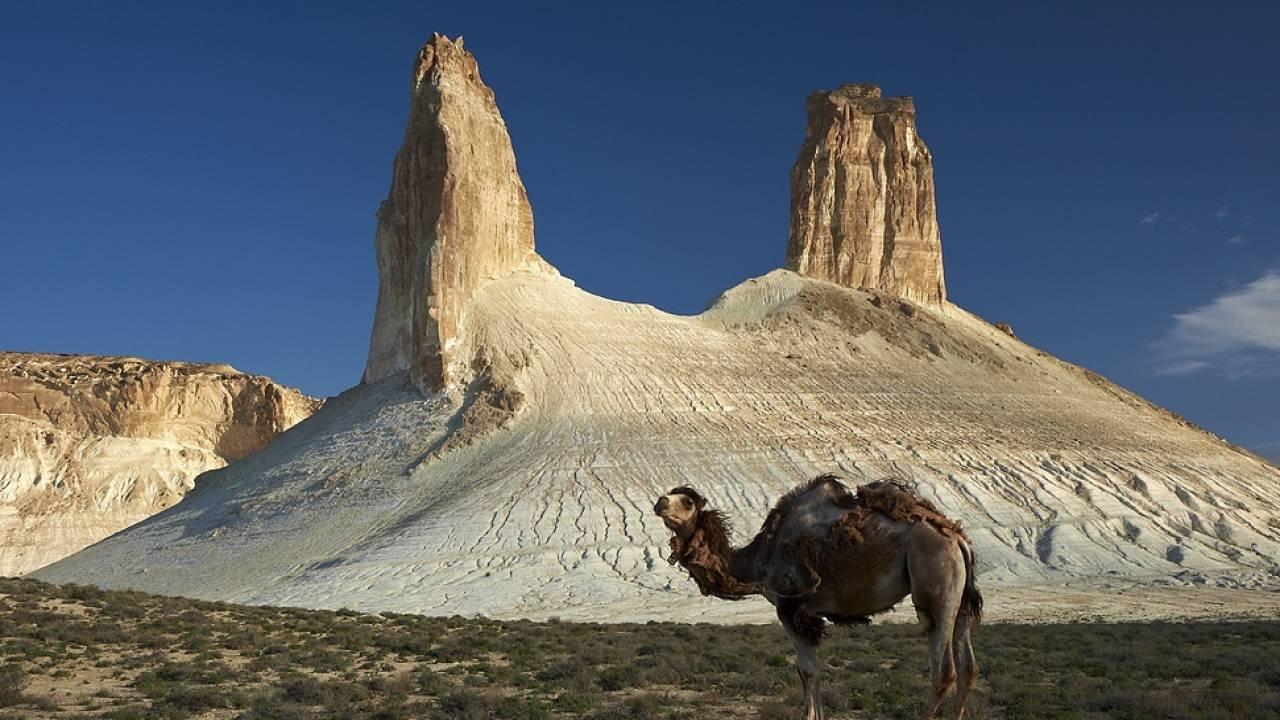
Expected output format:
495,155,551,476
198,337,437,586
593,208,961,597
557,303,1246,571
951,611,978,720
916,605,957,719
910,539,965,718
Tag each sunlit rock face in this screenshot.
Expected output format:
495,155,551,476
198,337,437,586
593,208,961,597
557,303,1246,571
787,84,945,305
0,352,319,575
363,33,544,393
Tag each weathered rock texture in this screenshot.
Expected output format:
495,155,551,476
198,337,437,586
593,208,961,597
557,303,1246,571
0,352,319,575
35,41,1280,623
363,33,543,393
787,84,946,305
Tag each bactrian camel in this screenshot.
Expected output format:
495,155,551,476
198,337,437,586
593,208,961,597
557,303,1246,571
654,474,983,720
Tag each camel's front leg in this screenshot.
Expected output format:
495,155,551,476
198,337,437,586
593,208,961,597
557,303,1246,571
783,624,824,720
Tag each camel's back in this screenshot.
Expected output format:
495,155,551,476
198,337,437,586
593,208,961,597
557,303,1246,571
766,476,966,547
755,476,915,604
768,476,860,547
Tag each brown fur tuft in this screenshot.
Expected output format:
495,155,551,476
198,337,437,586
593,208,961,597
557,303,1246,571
855,480,970,543
778,597,828,645
668,508,760,600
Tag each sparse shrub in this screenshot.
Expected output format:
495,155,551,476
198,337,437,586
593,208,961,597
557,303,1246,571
551,689,601,713
102,599,146,620
237,698,314,720
417,667,449,695
0,665,29,707
756,698,801,720
431,688,499,719
156,683,238,712
598,665,640,692
277,674,371,710
366,671,415,698
535,660,595,693
98,705,154,720
618,693,664,718
495,695,553,719
278,675,323,705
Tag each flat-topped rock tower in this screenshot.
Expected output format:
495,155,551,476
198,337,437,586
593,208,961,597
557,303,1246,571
787,84,945,305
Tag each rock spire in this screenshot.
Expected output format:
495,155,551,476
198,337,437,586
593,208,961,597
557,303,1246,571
363,34,541,392
786,84,946,304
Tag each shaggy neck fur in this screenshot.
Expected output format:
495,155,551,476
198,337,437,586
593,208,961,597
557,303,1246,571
667,509,762,600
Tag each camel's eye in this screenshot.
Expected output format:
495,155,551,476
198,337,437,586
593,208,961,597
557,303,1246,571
681,497,692,509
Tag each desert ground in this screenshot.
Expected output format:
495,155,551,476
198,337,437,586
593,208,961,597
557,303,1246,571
3,577,1280,720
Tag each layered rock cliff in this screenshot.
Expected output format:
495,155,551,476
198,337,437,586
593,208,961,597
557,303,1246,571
363,34,544,393
0,352,319,575
786,84,946,304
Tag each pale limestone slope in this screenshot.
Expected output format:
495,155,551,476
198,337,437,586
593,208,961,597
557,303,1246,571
35,271,1280,621
1,352,319,575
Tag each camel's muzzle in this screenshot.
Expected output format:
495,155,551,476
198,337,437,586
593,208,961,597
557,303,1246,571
654,497,669,515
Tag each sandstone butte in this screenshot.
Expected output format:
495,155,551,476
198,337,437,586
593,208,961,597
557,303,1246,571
787,83,946,305
36,35,1280,624
0,352,319,576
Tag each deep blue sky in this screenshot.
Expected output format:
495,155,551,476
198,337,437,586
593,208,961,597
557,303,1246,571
2,3,1277,458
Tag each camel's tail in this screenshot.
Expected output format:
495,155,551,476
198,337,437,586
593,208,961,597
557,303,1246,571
959,541,983,626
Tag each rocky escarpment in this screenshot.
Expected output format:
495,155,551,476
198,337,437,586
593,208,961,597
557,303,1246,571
0,352,319,575
787,84,945,305
363,33,545,393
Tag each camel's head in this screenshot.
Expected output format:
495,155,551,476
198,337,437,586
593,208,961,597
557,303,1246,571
654,486,706,537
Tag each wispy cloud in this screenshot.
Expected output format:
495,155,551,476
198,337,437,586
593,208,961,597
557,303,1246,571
1138,203,1255,238
1154,270,1280,378
1136,210,1195,234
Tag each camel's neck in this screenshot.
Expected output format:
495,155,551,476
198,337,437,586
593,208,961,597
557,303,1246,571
671,511,762,600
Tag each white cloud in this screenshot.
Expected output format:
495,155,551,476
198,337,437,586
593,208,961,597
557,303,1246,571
1227,235,1247,245
1154,270,1280,378
1158,359,1211,375
1139,212,1161,225
1216,206,1231,219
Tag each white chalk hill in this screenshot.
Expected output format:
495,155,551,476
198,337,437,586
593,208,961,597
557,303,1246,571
37,35,1280,622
